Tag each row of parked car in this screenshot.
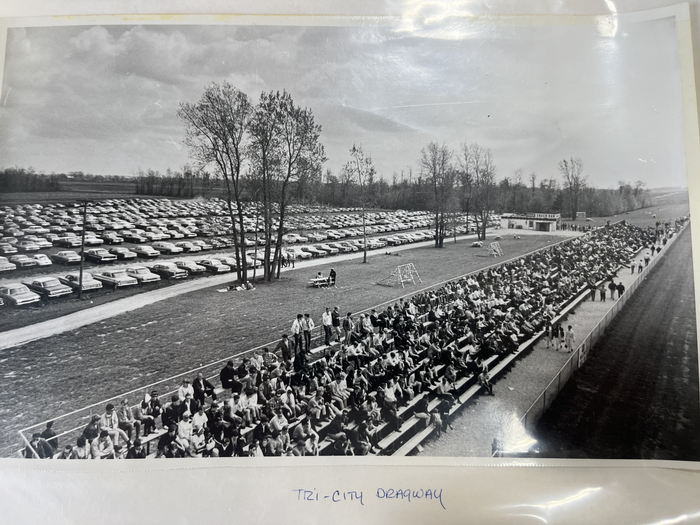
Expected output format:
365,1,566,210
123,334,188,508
0,227,449,307
0,257,237,306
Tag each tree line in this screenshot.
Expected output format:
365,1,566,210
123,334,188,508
2,81,652,272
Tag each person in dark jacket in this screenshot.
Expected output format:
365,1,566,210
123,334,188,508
219,360,236,392
193,372,216,406
24,433,54,458
126,439,147,459
161,395,183,429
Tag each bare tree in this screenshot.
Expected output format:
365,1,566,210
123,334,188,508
178,82,252,283
420,142,454,248
462,143,496,240
248,90,325,280
558,157,586,220
343,144,376,263
457,143,475,234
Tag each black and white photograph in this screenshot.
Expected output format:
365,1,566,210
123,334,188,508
0,7,698,464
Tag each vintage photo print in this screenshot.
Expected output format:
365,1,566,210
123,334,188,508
0,6,697,462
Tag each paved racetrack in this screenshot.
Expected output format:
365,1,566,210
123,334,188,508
534,227,700,460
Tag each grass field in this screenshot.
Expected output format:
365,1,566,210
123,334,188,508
0,233,563,455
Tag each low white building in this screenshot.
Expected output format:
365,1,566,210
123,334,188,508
500,212,560,232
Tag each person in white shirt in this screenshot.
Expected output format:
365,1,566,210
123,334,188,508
321,307,334,346
99,403,130,446
177,379,194,402
291,314,303,354
177,412,194,448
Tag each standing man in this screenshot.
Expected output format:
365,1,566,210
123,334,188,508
275,334,293,363
607,279,617,300
342,312,354,343
302,313,315,352
616,281,626,298
331,306,342,342
329,268,337,287
322,307,333,346
291,314,303,355
564,325,575,353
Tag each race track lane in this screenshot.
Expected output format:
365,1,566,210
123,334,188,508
534,227,700,460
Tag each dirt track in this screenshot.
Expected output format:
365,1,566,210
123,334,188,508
534,227,700,460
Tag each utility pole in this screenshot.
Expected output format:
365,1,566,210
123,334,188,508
362,194,367,264
78,200,88,299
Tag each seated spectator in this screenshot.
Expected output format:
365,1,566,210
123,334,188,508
133,395,156,436
126,439,147,459
92,430,115,459
193,372,217,406
100,403,130,446
70,436,90,459
24,433,54,458
177,379,195,402
117,398,140,441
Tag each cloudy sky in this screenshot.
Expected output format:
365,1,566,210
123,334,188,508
0,15,687,188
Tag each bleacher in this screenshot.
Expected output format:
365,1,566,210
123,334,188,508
20,218,683,459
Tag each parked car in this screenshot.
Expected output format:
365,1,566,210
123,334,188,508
102,231,124,244
327,242,353,254
51,250,81,264
301,246,326,257
192,240,212,251
173,260,206,274
83,235,105,246
367,239,387,249
0,256,17,272
150,262,188,279
0,283,41,306
32,254,52,267
286,247,312,260
17,240,40,252
315,243,339,255
0,243,18,255
59,272,103,291
93,270,139,288
55,235,82,248
152,241,183,255
282,233,308,244
122,231,147,243
85,248,118,263
24,277,73,298
9,254,38,268
308,232,328,242
175,241,201,253
133,245,161,258
23,236,52,249
338,242,359,252
126,266,161,283
197,258,232,273
109,247,138,260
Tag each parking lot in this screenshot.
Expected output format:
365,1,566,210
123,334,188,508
0,197,488,329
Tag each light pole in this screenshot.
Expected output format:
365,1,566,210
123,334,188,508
78,200,88,299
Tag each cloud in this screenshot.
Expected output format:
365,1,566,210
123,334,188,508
0,17,687,188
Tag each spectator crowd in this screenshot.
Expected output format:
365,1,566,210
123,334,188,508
23,217,688,459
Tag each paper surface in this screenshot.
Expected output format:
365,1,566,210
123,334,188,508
0,1,699,523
